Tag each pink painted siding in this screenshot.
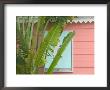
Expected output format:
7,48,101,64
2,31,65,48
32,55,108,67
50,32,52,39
73,55,94,67
73,29,94,41
73,42,94,49
73,68,94,74
65,22,94,74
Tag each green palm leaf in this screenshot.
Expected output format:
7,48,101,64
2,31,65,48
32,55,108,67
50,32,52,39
46,31,75,74
31,23,62,74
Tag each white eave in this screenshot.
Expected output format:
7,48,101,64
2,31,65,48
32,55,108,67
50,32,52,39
67,16,94,23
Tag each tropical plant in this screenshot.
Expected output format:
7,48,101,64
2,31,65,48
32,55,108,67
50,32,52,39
16,16,75,74
47,32,75,74
16,16,34,74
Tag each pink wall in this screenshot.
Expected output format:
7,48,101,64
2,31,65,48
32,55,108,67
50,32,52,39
65,22,94,74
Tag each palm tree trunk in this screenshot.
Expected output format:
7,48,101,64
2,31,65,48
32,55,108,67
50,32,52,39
33,20,49,74
37,32,45,74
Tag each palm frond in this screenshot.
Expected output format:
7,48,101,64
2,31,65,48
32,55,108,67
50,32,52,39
46,31,75,74
31,23,62,74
